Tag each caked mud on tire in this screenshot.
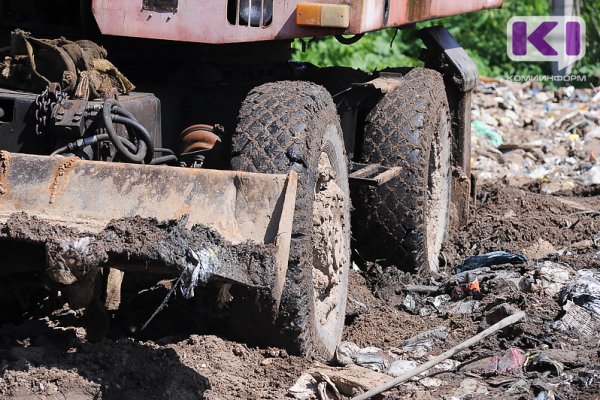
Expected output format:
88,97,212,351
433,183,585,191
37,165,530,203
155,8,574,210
353,68,452,274
231,81,351,358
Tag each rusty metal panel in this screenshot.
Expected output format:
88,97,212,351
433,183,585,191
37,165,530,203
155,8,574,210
0,151,297,302
0,152,294,245
91,0,502,44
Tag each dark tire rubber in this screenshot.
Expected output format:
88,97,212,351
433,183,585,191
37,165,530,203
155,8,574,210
353,68,452,273
231,81,351,358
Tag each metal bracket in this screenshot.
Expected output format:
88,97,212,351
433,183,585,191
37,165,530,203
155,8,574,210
349,162,401,186
418,26,478,92
54,99,88,136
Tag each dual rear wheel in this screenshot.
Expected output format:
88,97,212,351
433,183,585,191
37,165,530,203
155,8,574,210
231,68,452,357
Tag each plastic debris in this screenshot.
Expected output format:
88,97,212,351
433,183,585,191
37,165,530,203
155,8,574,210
451,272,482,300
471,80,600,193
526,353,565,377
559,270,600,316
335,342,360,366
289,374,319,400
454,251,527,274
484,348,526,375
472,119,503,147
355,347,389,372
553,300,597,337
535,261,573,297
386,360,417,378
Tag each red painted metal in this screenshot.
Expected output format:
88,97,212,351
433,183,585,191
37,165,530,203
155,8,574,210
92,0,502,44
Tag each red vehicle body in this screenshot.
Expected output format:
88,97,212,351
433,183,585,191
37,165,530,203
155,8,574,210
92,0,502,43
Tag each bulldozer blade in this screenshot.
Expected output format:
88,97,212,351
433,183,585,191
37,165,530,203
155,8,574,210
0,151,297,306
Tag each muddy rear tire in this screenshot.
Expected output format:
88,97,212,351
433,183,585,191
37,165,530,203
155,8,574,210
353,68,451,274
231,81,351,358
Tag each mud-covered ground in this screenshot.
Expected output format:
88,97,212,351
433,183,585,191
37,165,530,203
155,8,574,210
2,83,600,400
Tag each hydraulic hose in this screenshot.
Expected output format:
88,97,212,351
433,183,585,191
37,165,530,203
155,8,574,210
111,106,154,160
102,99,149,163
50,133,110,156
112,115,154,163
150,155,178,165
51,134,180,166
53,99,177,166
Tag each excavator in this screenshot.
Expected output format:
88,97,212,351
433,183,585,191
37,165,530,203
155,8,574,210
0,0,501,358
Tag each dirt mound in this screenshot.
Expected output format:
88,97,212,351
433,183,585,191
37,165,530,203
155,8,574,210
444,183,600,271
0,316,309,400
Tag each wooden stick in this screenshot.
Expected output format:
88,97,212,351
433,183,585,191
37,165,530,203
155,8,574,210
351,311,526,400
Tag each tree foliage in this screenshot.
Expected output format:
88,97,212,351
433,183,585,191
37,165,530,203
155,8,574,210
292,0,600,85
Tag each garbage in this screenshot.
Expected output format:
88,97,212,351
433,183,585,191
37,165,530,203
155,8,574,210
559,270,600,316
419,377,445,388
552,300,597,337
335,341,360,366
311,371,342,400
444,300,481,315
402,339,435,358
525,353,565,377
472,119,503,147
538,349,587,368
484,348,526,375
535,261,573,297
576,165,600,185
386,360,417,377
351,312,526,400
299,364,390,397
453,251,527,274
485,269,530,293
471,80,600,192
427,294,451,310
451,272,482,300
289,374,319,400
355,347,389,372
402,293,419,314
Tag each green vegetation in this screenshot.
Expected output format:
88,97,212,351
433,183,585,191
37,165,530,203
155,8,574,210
292,0,600,85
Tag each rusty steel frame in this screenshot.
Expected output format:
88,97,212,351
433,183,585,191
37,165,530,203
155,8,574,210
91,0,502,44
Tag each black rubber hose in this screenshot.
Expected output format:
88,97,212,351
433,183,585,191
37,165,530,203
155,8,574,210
111,106,136,120
335,33,364,45
102,99,146,163
50,144,70,156
154,147,175,156
57,101,156,164
112,114,154,163
50,133,110,156
150,154,178,165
